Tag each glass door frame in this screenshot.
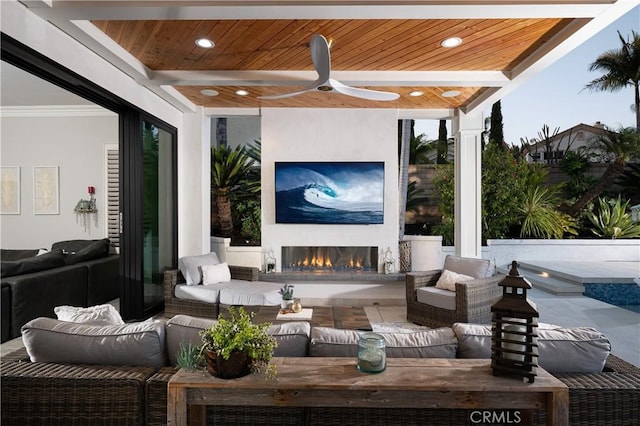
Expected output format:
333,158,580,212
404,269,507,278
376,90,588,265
1,33,178,320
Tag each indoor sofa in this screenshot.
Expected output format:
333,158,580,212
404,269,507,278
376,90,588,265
0,239,119,342
1,314,638,426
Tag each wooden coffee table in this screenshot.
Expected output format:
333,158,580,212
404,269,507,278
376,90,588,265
167,358,568,426
225,305,372,330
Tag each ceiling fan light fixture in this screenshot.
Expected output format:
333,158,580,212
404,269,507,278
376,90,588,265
200,89,219,97
409,91,423,97
195,38,215,49
441,37,462,48
442,90,461,98
235,89,249,96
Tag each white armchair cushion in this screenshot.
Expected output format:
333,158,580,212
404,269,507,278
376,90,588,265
435,269,473,292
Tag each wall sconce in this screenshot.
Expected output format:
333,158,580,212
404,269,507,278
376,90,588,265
74,186,97,214
491,261,539,383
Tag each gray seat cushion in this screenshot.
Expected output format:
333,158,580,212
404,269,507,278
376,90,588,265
416,286,456,310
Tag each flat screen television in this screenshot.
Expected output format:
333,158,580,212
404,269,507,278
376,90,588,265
275,161,384,224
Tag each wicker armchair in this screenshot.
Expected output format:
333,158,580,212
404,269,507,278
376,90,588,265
406,267,503,328
163,265,259,319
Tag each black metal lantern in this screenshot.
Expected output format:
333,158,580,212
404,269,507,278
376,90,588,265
491,261,539,383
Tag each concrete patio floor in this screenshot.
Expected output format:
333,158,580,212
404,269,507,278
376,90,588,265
2,260,638,367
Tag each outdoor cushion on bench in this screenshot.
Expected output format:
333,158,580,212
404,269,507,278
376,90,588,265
173,280,282,306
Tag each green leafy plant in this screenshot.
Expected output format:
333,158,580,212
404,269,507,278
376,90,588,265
517,186,577,239
586,196,640,239
199,307,277,376
176,342,201,372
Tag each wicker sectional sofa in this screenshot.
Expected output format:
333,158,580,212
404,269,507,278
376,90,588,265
2,311,639,426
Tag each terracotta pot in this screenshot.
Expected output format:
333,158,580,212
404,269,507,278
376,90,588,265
206,350,252,379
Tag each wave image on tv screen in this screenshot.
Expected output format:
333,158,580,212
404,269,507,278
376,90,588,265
275,162,384,224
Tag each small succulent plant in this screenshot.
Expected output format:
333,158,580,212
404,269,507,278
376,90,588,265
279,284,294,300
176,342,201,372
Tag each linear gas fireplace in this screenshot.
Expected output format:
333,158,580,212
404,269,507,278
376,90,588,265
281,246,378,272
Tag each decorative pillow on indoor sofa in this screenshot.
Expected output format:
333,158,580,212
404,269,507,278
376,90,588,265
0,249,66,277
21,317,166,368
51,238,111,264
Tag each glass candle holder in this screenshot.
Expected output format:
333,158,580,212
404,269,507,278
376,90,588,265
357,332,386,373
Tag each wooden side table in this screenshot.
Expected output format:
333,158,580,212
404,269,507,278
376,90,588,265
167,357,568,426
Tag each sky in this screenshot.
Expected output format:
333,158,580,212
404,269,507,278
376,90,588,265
414,5,639,145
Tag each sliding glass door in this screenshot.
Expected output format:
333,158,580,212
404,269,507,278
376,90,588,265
141,120,176,313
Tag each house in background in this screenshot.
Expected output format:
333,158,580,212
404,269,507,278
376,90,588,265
525,122,609,164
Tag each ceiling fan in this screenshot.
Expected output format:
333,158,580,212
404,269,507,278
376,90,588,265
259,34,400,101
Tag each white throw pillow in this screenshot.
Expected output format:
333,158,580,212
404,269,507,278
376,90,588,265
202,262,231,284
54,304,124,325
178,252,220,285
435,269,473,292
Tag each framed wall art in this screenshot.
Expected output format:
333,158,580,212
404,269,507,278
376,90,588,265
0,166,21,214
33,166,59,215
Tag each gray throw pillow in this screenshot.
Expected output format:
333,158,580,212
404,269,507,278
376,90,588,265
178,252,220,285
3,249,67,276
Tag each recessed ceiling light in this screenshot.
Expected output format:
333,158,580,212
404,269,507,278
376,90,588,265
409,91,423,97
441,37,462,48
195,38,215,48
442,90,461,98
200,89,219,97
235,89,249,96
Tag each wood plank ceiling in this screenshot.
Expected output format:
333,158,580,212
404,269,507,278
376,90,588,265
92,18,574,109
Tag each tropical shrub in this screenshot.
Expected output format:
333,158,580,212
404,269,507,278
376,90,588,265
517,186,577,239
480,144,529,240
586,196,640,239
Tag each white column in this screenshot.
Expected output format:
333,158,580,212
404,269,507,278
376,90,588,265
452,110,483,258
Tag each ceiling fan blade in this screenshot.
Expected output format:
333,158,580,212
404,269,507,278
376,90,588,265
330,79,400,101
310,34,331,83
258,83,320,100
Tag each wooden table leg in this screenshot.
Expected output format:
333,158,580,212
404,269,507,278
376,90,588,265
167,385,187,426
548,388,569,426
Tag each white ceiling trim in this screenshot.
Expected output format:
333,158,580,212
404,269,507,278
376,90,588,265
0,105,115,117
23,0,612,20
147,70,510,87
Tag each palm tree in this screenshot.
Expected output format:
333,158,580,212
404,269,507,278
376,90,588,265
585,30,640,133
211,144,255,237
565,126,640,217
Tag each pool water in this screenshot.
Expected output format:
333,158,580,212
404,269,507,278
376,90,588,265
583,282,640,314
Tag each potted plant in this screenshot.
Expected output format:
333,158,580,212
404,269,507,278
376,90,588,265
199,307,276,379
279,284,295,309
